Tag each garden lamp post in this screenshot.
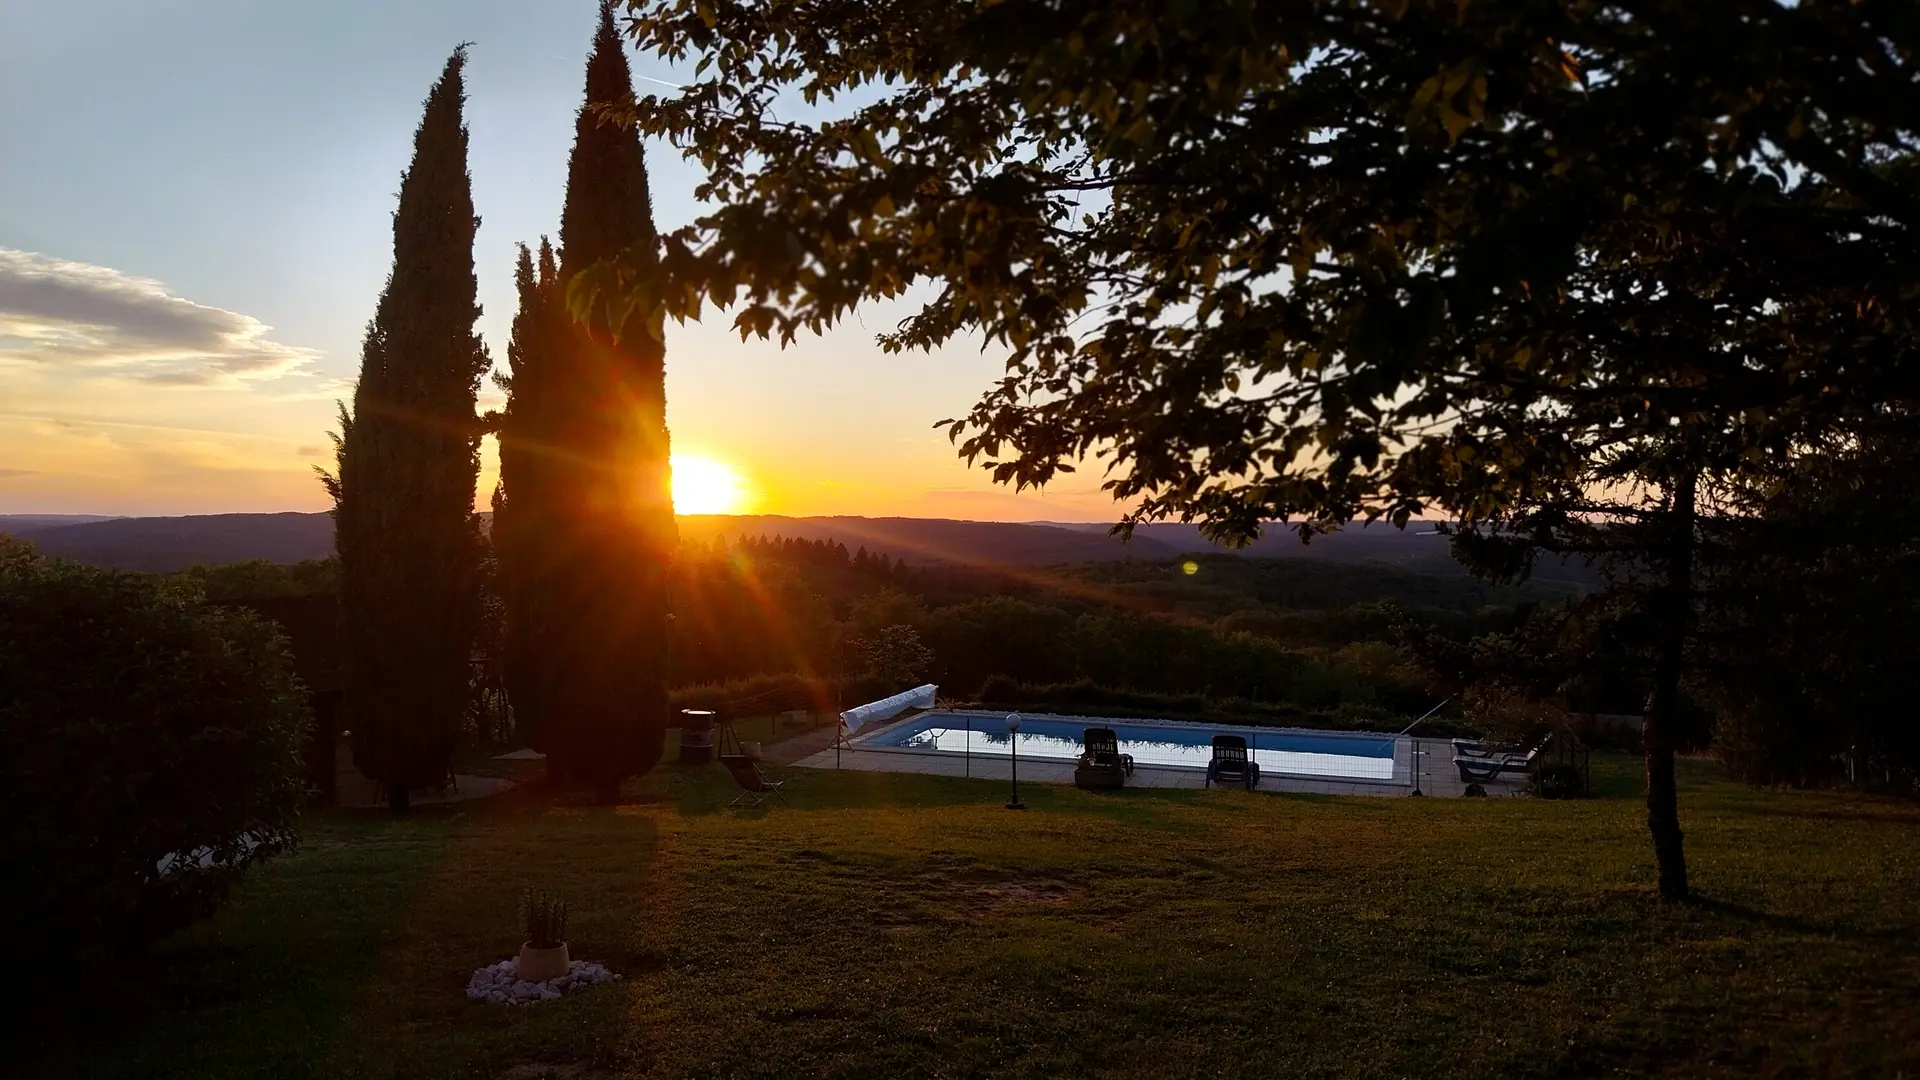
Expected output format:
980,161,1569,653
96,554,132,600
1004,712,1026,810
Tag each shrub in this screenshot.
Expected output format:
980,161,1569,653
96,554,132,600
960,677,1475,735
667,672,899,720
972,676,1211,719
670,673,834,718
1530,763,1588,800
0,546,309,960
171,557,338,600
1463,684,1568,747
210,591,344,796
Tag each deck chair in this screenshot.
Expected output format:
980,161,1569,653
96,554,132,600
1080,728,1135,776
1074,727,1133,790
1206,735,1261,790
719,754,788,809
1450,739,1541,783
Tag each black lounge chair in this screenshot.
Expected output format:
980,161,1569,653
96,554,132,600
719,753,787,809
1451,739,1542,783
1206,735,1260,790
1075,727,1134,790
1082,728,1134,776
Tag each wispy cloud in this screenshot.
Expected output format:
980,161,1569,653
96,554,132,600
0,468,38,480
0,248,321,386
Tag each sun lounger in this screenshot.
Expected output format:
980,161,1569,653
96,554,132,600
1082,727,1134,775
1206,734,1260,790
1075,727,1134,790
1451,739,1542,782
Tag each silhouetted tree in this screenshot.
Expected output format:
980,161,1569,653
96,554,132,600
497,4,673,799
323,48,489,813
602,0,1920,897
1438,143,1917,895
1696,421,1920,793
492,240,565,758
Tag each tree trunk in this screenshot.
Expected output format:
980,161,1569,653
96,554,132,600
388,785,411,815
1644,469,1696,901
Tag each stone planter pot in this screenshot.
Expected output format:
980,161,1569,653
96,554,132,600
518,942,570,982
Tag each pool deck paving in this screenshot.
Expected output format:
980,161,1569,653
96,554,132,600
791,718,1526,799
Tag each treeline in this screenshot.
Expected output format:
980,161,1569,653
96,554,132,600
660,535,1519,727
147,481,1920,798
183,536,1522,735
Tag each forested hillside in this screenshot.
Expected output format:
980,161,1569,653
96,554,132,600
4,511,1598,583
165,532,1571,738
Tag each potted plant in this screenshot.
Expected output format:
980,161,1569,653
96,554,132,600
518,890,570,982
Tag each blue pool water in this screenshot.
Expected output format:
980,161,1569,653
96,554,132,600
860,711,1399,781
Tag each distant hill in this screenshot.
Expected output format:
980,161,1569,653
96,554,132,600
6,511,1183,572
678,514,1187,565
6,512,334,572
1041,520,1463,568
0,509,1596,585
0,514,120,534
1029,521,1598,587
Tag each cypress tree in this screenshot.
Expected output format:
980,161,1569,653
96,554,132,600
323,48,490,813
497,3,673,799
492,239,564,762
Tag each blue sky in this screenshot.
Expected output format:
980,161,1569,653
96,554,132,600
0,0,1115,519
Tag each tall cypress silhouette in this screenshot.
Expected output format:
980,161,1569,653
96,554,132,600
323,48,490,813
496,3,672,799
492,239,571,766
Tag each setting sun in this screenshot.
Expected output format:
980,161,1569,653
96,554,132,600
670,453,750,515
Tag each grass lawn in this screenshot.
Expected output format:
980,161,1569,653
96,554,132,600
28,754,1920,1079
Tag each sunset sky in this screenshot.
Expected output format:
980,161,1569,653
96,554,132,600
0,0,1119,521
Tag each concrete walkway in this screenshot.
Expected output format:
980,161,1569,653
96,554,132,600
761,718,847,765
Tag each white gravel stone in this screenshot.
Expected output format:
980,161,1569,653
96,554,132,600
465,955,623,1006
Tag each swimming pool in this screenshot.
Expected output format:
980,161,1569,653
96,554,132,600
858,711,1400,781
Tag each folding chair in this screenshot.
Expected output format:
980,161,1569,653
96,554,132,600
719,754,788,809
